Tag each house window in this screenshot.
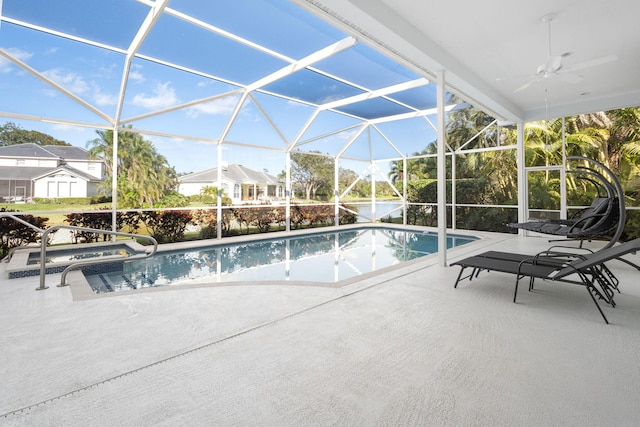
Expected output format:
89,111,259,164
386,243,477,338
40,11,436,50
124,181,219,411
234,184,240,199
16,159,25,166
88,164,96,171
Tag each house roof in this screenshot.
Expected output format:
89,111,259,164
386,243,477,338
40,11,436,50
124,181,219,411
0,166,54,180
0,164,99,182
0,143,59,159
41,145,94,161
0,143,96,162
179,164,281,185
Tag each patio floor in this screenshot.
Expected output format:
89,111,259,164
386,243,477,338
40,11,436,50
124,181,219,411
2,232,640,426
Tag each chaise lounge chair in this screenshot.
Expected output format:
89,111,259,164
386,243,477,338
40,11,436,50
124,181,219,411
451,239,640,324
508,196,619,240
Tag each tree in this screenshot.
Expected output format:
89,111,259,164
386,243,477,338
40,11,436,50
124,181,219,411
389,145,436,184
86,127,178,208
198,185,231,205
569,108,640,175
290,151,334,200
0,121,69,146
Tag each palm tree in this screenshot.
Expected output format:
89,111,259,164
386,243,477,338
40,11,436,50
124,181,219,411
567,108,640,172
87,127,177,208
388,160,404,184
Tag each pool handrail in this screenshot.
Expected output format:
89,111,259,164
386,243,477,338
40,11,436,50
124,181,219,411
1,213,157,290
38,225,158,290
0,213,47,262
58,247,157,289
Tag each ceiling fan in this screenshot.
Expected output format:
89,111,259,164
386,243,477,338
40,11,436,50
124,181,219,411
499,13,617,93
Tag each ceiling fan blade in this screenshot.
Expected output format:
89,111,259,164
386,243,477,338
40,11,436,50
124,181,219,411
544,55,562,72
513,76,544,93
563,55,617,72
554,73,583,84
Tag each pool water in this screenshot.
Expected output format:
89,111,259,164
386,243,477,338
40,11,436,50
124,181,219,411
85,228,477,293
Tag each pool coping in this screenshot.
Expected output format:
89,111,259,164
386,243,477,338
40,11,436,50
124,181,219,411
65,224,510,301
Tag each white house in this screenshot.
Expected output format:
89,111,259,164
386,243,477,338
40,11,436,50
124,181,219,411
0,143,104,202
179,163,284,205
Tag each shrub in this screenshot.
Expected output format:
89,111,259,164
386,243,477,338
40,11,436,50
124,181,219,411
622,210,640,241
155,191,190,208
65,209,140,243
0,208,50,258
245,206,286,233
231,208,251,234
338,204,358,225
31,196,111,205
140,210,193,243
192,209,233,239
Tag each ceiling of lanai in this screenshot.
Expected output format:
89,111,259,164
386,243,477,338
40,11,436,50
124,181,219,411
300,0,640,123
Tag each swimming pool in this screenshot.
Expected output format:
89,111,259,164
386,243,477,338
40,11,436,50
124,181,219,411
85,227,478,293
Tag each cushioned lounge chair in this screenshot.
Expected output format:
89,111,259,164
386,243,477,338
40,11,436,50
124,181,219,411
451,239,640,324
508,196,619,240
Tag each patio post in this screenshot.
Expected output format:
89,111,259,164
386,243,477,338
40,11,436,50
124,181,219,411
111,126,118,239
516,122,527,231
285,151,291,232
402,157,407,226
436,70,447,267
217,144,223,239
334,157,339,227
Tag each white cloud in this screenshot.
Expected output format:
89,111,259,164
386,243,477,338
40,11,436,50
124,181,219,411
128,63,145,83
286,99,308,108
318,94,343,104
0,48,33,73
339,129,359,140
186,96,239,118
93,89,117,107
128,70,145,83
42,69,90,95
41,89,54,97
132,82,179,110
37,71,116,107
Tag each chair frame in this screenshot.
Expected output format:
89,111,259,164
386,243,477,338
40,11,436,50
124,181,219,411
452,239,640,324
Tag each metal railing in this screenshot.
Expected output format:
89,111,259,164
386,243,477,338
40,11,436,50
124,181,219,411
0,213,157,290
40,225,157,290
0,213,45,262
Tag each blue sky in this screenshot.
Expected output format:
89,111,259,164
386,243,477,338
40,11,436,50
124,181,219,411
0,0,441,177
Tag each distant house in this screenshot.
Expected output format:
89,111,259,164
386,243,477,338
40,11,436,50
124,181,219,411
179,163,284,204
0,143,104,203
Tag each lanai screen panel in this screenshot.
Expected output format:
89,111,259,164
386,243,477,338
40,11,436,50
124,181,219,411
1,0,453,162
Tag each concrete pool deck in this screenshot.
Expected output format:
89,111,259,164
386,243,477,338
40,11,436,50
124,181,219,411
2,231,640,425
